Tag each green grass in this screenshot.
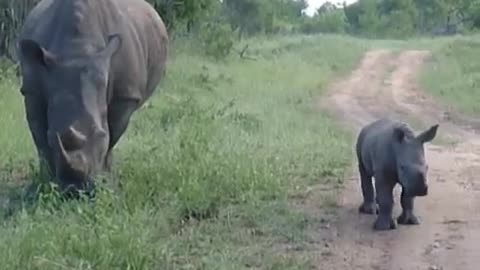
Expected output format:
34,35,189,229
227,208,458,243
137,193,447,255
0,34,367,269
419,35,480,115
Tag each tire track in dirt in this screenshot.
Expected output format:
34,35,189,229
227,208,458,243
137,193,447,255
314,49,480,270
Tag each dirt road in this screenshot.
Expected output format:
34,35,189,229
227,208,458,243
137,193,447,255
314,50,480,270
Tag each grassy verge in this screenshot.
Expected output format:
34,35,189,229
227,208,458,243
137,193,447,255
0,34,367,269
419,35,480,115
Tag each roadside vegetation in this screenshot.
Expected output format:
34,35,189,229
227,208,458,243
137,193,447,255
419,35,480,116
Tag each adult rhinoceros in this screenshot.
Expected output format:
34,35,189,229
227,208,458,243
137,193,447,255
16,0,168,195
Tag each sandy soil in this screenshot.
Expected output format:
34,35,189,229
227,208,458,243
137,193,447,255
308,49,480,270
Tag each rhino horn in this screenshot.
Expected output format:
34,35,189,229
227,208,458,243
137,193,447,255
61,126,87,151
56,132,86,172
56,132,74,166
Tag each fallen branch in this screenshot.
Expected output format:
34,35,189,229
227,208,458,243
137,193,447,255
237,44,257,61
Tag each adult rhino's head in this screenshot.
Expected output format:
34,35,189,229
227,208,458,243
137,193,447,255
18,34,122,196
393,123,439,197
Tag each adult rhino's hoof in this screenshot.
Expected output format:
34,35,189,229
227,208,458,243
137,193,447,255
358,202,378,215
373,216,397,231
397,211,420,225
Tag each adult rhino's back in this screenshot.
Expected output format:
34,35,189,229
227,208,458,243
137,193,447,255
18,0,168,103
104,0,169,102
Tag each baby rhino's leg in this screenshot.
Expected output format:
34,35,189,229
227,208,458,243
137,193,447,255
358,162,378,215
373,175,397,231
397,189,420,225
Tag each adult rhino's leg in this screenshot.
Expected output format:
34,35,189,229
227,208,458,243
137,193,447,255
107,97,139,150
105,98,138,174
358,162,377,215
23,95,53,175
373,175,397,230
397,189,420,225
104,150,113,172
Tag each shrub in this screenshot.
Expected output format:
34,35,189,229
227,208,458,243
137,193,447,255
200,22,234,60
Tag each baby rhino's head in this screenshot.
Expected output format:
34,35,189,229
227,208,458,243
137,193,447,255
393,123,439,197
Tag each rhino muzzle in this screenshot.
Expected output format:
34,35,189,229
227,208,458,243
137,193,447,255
408,183,428,197
417,185,428,196
54,127,93,196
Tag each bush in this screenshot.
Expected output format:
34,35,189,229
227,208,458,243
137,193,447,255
200,22,234,60
299,10,348,34
0,57,18,82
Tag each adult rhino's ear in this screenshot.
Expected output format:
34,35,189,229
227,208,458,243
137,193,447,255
417,124,439,143
19,39,55,68
100,34,122,59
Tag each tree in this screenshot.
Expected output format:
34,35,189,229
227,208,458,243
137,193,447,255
414,0,449,33
317,1,337,15
357,0,381,37
299,2,348,34
222,0,308,37
379,0,418,38
223,0,264,37
147,0,219,32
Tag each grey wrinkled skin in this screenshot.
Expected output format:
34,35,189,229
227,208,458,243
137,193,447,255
16,0,168,196
355,118,439,231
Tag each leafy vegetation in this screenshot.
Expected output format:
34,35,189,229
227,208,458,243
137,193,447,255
341,0,480,38
5,0,480,61
0,34,367,269
0,0,308,61
419,35,480,115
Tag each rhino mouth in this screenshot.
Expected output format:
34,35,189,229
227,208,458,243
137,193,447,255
59,179,96,199
416,185,428,196
404,185,428,197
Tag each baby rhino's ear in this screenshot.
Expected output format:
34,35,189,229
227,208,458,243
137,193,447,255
393,126,406,143
416,124,439,143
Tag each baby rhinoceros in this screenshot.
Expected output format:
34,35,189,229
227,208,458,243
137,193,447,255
355,118,439,231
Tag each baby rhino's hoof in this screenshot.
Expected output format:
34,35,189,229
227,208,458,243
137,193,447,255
358,202,378,215
397,211,420,225
373,216,397,231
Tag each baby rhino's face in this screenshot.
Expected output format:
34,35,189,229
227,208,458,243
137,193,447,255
394,123,439,197
397,157,429,197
